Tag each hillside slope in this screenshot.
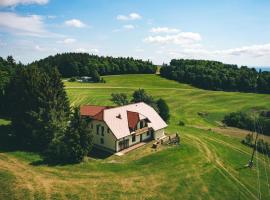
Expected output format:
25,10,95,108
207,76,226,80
1,74,270,200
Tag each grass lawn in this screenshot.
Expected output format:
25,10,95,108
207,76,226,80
1,74,270,200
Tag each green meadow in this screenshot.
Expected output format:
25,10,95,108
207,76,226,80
1,74,270,200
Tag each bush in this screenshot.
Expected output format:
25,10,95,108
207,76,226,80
223,110,270,136
68,77,76,82
178,120,185,126
242,134,270,157
111,93,129,106
131,89,159,112
156,98,170,122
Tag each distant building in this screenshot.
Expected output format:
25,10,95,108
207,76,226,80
80,102,167,152
78,76,93,82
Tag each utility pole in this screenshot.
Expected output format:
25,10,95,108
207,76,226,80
248,120,259,168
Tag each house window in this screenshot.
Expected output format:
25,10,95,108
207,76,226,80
101,126,104,136
107,127,110,133
100,138,104,144
147,131,150,136
132,134,136,142
96,125,100,135
90,123,93,129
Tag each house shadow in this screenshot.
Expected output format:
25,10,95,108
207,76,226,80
0,124,113,166
0,124,20,153
30,148,114,166
88,147,114,159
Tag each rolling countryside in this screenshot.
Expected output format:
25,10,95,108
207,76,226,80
1,74,270,200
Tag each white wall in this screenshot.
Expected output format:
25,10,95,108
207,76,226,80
90,119,166,152
154,129,165,140
141,131,152,141
90,120,116,152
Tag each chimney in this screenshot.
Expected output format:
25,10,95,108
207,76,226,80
116,114,122,119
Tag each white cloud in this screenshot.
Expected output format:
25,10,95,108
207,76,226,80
144,32,202,46
57,38,76,44
90,49,99,53
47,15,56,19
0,12,52,37
75,48,99,54
34,45,57,52
123,24,135,30
0,0,48,7
150,27,180,34
117,13,142,21
65,19,87,28
135,48,144,52
34,45,45,51
158,43,270,64
215,43,270,57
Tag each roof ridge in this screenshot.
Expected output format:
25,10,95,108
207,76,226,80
104,102,146,111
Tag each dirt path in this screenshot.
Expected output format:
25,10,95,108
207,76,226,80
185,134,259,200
0,153,52,200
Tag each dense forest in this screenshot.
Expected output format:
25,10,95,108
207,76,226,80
31,53,157,79
160,59,270,94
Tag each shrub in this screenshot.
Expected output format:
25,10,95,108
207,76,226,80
178,120,185,126
111,93,129,106
156,98,170,122
68,77,76,82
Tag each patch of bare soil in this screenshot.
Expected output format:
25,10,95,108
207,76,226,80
190,125,270,142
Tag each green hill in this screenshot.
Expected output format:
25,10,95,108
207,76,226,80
1,74,270,200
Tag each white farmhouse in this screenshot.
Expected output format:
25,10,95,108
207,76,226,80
80,102,167,153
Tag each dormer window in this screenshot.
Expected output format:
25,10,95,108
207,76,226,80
140,121,144,129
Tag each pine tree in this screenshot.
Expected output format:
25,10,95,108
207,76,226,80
46,107,93,163
6,66,70,151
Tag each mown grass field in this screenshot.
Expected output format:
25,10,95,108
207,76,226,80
1,74,270,200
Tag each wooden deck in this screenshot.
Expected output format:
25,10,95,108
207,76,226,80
115,142,147,156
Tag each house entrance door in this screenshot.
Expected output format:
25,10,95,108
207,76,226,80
151,130,154,139
119,139,129,151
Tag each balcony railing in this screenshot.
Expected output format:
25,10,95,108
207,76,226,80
135,127,150,136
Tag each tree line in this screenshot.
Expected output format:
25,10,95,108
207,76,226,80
223,110,270,136
160,59,270,94
32,53,157,81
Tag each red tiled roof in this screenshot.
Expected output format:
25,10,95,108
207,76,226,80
93,110,104,120
127,111,140,129
80,105,107,117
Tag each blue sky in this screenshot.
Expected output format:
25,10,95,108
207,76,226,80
0,0,270,66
